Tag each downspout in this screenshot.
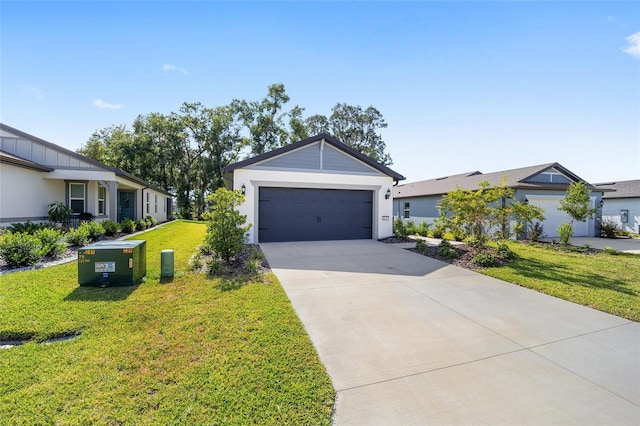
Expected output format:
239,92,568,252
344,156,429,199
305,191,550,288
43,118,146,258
141,186,148,220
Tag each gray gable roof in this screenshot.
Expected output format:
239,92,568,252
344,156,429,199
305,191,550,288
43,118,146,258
222,133,405,182
0,123,172,196
394,162,596,199
595,180,640,199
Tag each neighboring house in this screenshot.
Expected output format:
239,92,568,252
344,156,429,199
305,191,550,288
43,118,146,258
0,123,173,226
222,133,405,243
393,163,605,238
595,179,640,234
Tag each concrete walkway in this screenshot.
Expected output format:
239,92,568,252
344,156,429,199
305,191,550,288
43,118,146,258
540,236,640,254
260,240,640,425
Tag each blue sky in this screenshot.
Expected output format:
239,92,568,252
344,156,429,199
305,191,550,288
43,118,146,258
2,1,639,183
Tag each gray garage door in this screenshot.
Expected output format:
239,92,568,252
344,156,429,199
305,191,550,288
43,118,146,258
258,187,373,242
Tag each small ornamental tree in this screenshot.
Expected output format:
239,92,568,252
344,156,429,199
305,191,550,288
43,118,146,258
438,179,514,248
203,188,252,264
512,201,546,241
557,181,597,244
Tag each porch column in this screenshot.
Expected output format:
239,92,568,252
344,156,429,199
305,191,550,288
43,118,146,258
109,181,118,222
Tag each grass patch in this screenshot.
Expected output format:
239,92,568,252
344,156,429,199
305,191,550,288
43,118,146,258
0,220,334,424
480,242,640,321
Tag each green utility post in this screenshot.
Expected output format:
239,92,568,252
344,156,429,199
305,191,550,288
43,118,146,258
160,249,174,278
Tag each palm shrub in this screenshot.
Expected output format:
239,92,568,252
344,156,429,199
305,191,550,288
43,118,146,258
101,220,120,236
47,201,72,224
8,221,48,235
0,231,45,267
203,188,252,264
35,228,66,258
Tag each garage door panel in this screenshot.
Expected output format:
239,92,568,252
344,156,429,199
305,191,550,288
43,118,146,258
528,198,590,238
259,187,373,242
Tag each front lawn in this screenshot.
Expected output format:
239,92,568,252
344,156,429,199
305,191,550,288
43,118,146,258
0,220,334,425
480,242,640,321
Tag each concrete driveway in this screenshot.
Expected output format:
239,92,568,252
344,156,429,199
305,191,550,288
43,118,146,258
260,240,640,425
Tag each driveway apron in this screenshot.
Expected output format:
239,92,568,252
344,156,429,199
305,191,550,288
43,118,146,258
260,240,640,425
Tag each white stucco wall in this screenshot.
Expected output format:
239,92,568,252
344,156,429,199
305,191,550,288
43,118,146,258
232,168,396,243
0,163,64,224
602,199,640,234
140,188,170,223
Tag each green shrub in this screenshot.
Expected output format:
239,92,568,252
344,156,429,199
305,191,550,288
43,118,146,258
465,236,483,249
135,219,147,231
438,239,459,259
557,223,574,245
393,218,408,238
35,228,66,258
101,220,120,236
66,226,90,247
600,220,620,239
145,215,157,227
603,246,620,256
245,259,262,274
121,219,136,234
472,252,501,267
415,221,431,237
496,243,517,260
207,258,229,276
528,222,545,241
452,228,467,242
0,231,45,267
404,220,416,236
82,221,105,241
204,188,252,264
8,221,48,235
415,239,428,252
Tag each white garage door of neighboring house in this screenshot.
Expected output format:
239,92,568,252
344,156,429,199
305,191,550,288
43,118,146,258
527,196,590,238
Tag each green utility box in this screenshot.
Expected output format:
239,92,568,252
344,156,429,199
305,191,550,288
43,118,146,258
78,240,146,287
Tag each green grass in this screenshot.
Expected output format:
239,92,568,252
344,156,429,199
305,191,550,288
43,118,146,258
481,242,640,321
0,220,334,425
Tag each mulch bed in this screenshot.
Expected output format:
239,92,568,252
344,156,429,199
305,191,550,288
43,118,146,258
408,245,507,271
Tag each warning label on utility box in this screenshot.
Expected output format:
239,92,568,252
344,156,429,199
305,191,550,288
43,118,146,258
95,261,116,273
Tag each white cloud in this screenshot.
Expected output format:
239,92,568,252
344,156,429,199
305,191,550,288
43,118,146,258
622,32,640,58
607,16,616,22
162,63,189,74
93,98,124,109
24,86,45,99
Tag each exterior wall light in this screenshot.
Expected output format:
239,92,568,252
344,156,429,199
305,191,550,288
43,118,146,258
385,188,391,200
241,184,246,195
523,197,529,205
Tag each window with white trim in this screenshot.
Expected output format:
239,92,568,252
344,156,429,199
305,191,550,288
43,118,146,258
154,194,158,213
69,183,85,213
146,192,150,214
98,186,106,215
404,202,410,219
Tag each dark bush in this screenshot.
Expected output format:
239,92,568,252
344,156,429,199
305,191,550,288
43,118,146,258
438,239,459,259
8,221,48,235
496,243,518,260
415,239,428,252
472,252,501,267
601,220,620,239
